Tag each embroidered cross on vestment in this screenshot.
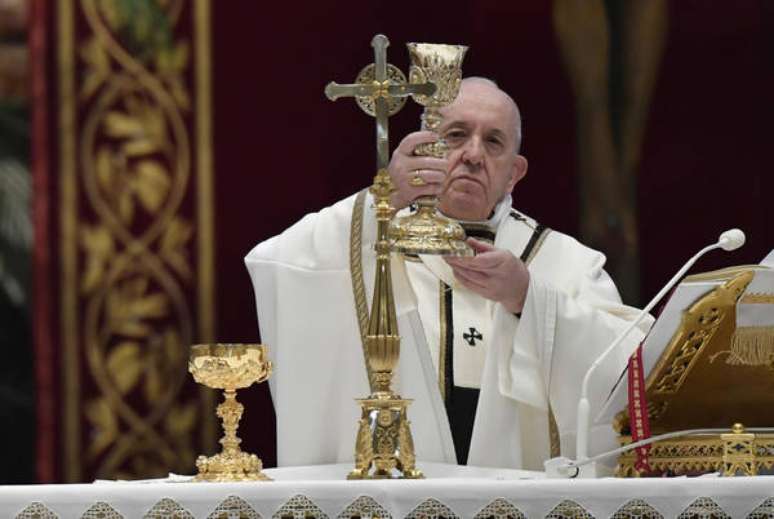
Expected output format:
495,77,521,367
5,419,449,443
463,327,483,346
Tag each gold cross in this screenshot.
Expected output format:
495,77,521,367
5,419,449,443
325,34,435,171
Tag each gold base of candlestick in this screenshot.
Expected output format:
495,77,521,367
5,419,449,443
390,197,473,256
189,344,273,483
348,393,424,480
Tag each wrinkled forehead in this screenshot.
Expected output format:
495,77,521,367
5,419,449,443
440,82,520,137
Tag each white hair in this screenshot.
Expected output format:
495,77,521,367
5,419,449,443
461,76,523,153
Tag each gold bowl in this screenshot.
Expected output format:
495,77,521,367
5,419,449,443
189,343,271,390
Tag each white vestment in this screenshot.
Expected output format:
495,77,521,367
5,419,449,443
245,190,650,470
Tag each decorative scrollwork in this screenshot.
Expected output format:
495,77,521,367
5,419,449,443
15,502,59,519
676,497,730,519
405,498,459,519
207,495,261,519
337,495,391,519
81,501,125,519
652,272,752,394
62,0,212,481
746,497,774,519
473,498,525,519
272,495,327,519
354,64,407,117
143,498,194,519
611,499,663,519
545,500,595,519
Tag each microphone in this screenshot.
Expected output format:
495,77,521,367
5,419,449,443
719,228,745,251
566,228,746,476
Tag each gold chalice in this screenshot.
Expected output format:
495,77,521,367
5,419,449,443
389,42,472,257
188,343,272,482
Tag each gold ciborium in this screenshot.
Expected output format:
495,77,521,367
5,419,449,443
389,42,472,257
189,343,272,482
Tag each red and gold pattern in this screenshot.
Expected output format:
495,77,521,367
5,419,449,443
627,345,652,473
43,0,215,482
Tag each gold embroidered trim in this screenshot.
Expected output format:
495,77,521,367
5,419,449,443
349,189,373,391
728,326,774,366
741,293,774,304
438,281,447,401
548,405,561,458
59,0,80,483
524,228,551,267
521,226,559,457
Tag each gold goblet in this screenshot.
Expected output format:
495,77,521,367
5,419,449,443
389,42,472,257
189,343,272,482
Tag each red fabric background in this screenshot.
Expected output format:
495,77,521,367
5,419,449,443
211,1,773,466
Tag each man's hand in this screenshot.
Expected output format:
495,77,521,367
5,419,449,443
388,131,449,210
445,238,530,314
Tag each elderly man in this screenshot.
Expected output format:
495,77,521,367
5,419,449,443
246,77,648,470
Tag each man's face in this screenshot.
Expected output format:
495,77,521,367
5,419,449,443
437,82,527,221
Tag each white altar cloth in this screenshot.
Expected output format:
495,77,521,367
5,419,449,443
2,462,774,518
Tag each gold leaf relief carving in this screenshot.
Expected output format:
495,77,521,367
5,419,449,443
80,36,111,100
133,159,171,212
156,40,190,110
163,401,198,464
160,217,193,279
143,326,183,402
95,94,173,226
84,398,118,458
80,223,115,294
106,340,143,394
105,276,169,338
75,0,201,480
164,401,197,436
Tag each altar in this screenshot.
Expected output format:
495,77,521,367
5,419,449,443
4,462,774,518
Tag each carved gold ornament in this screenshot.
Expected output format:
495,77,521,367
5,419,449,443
327,35,433,480
189,344,272,482
389,42,472,258
59,0,215,481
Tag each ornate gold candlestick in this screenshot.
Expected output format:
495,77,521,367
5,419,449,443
389,42,472,257
188,343,272,482
347,168,423,479
326,34,437,479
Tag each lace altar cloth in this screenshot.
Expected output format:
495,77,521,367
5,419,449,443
2,461,774,518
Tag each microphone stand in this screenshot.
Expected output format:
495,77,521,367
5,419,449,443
549,230,745,478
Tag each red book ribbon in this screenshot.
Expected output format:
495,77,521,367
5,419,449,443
627,344,652,473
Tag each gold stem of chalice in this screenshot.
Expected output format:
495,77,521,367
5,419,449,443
389,42,472,257
188,343,272,482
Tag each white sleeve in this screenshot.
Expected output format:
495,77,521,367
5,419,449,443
497,232,652,455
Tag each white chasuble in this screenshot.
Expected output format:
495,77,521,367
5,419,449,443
245,190,651,470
